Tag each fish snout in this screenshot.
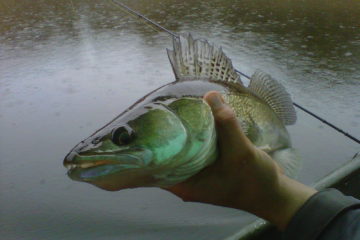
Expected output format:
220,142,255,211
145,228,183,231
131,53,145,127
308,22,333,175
63,139,88,164
64,139,97,166
63,151,79,166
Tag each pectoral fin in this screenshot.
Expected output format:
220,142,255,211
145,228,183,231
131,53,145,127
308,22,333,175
271,148,301,178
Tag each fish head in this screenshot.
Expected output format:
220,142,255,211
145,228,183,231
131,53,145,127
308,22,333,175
64,103,188,191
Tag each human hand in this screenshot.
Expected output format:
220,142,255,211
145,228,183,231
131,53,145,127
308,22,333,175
164,91,316,230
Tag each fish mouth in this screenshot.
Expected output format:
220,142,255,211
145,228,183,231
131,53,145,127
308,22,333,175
63,148,153,181
64,160,118,171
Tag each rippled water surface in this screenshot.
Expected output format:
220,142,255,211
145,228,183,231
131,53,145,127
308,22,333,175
1,0,359,239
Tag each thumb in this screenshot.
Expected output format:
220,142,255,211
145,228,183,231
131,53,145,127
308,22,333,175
204,91,253,153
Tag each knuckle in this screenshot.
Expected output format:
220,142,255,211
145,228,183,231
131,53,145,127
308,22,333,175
215,107,237,124
233,143,257,160
242,147,257,160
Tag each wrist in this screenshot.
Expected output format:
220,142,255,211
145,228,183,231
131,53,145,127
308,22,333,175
260,175,317,230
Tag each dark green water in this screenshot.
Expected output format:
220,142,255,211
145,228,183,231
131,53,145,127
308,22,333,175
0,0,359,239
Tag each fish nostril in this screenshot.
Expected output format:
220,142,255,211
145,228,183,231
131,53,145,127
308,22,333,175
91,137,101,145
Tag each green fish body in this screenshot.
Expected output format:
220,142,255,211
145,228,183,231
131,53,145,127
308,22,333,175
64,34,300,191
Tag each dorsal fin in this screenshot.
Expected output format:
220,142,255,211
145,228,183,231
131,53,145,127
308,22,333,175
248,70,297,125
167,34,243,84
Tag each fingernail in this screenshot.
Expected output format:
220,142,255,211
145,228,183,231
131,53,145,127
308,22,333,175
207,93,224,109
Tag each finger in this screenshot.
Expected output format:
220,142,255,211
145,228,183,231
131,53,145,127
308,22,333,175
204,91,254,153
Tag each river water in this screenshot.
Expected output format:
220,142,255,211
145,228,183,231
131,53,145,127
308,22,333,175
0,0,359,239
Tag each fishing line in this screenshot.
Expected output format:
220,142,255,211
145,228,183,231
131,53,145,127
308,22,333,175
109,0,360,145
110,0,177,37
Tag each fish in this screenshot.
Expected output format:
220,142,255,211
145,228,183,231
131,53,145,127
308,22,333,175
63,34,300,191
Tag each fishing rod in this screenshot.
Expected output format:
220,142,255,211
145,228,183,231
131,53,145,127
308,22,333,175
110,0,360,145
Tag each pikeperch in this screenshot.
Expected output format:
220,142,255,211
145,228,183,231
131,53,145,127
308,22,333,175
64,34,300,191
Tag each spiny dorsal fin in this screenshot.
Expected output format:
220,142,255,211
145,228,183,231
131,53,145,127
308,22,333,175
248,70,297,125
167,34,242,84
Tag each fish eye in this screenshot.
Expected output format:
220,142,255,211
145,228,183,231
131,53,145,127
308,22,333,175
112,127,134,146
